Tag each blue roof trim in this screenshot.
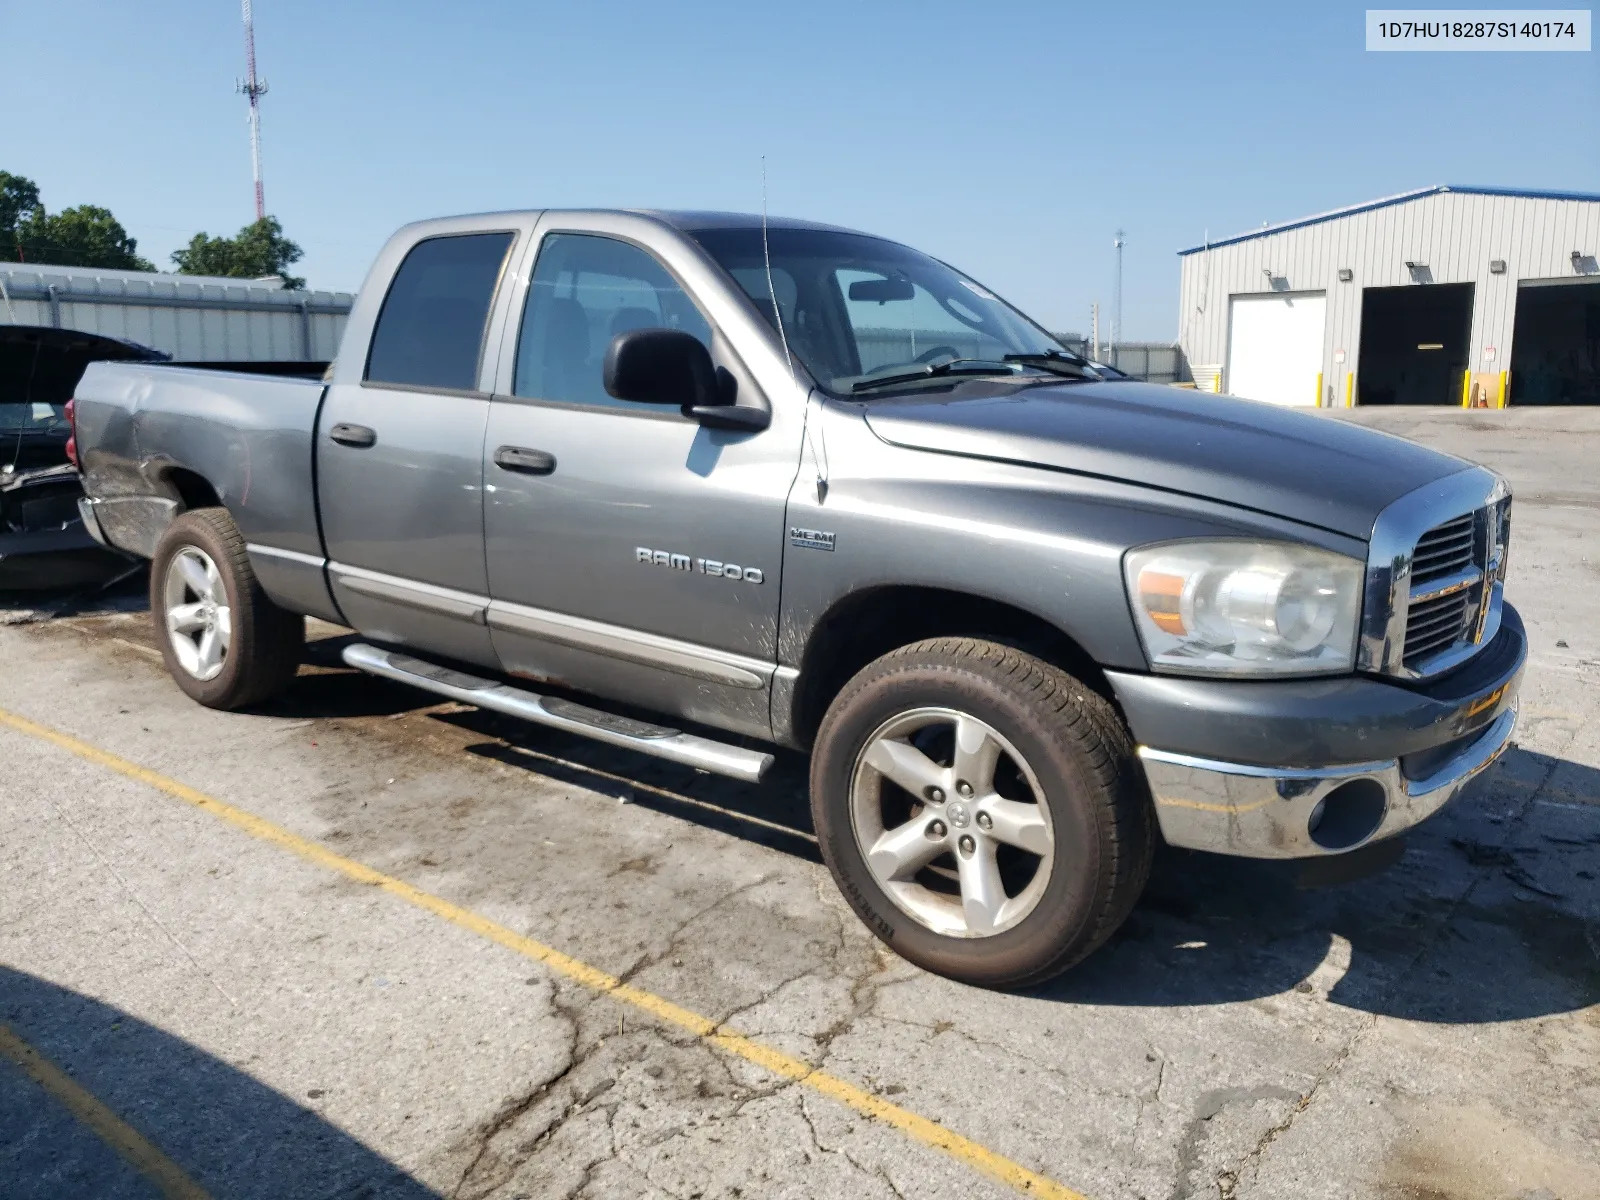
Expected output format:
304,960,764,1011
1177,185,1600,256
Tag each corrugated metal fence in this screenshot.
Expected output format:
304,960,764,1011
0,263,353,361
854,329,1189,384
1054,337,1189,384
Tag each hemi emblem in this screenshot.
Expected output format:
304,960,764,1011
790,527,836,551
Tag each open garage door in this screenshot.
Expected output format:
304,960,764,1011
1357,283,1473,406
1226,292,1326,406
1509,280,1600,406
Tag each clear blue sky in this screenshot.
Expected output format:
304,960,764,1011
3,0,1595,339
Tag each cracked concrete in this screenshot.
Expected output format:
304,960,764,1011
3,409,1599,1199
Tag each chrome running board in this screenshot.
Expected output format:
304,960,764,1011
341,643,775,784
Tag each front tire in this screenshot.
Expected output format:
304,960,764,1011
810,638,1153,989
150,508,304,710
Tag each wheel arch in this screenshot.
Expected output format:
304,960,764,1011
783,585,1115,750
160,466,224,513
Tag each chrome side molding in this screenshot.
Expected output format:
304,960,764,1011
330,563,488,624
485,599,770,690
323,563,775,691
341,642,775,783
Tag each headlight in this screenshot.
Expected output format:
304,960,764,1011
1124,540,1363,677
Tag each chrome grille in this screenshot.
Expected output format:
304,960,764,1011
1358,469,1511,681
1399,501,1507,672
1409,513,1475,585
1403,589,1473,665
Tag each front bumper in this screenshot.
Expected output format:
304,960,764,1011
1138,704,1516,858
1109,603,1527,859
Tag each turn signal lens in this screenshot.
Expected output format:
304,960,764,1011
1137,569,1188,635
64,399,78,468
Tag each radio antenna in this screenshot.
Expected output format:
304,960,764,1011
761,158,794,379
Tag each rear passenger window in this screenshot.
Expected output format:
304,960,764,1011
513,233,711,410
366,232,514,390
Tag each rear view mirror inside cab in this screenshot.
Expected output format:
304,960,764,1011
848,277,914,303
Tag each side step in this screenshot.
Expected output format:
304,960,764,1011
341,642,776,784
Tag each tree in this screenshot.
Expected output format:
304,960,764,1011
0,172,42,242
1,170,154,271
171,217,305,290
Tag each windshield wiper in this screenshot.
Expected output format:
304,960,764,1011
850,358,1019,394
1002,350,1097,378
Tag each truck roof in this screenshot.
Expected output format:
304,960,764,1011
391,208,886,242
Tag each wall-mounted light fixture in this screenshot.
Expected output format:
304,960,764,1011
1338,268,1353,282
1573,251,1585,265
1405,261,1432,284
1489,259,1507,274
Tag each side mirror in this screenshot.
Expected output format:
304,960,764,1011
603,328,717,408
603,327,771,432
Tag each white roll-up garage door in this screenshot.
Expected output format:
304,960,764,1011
1226,292,1327,406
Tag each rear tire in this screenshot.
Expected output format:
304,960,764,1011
150,508,304,710
810,637,1153,989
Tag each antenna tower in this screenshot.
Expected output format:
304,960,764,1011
1112,229,1125,348
237,0,269,221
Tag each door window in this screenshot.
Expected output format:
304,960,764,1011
513,233,712,410
365,232,515,391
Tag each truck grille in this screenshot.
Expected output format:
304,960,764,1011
1399,504,1506,671
1409,513,1475,585
1403,589,1474,664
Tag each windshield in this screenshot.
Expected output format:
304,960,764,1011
689,226,1066,394
0,401,68,436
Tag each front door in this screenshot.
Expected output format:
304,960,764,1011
317,228,516,668
482,225,801,738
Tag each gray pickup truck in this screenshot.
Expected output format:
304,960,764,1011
72,209,1525,987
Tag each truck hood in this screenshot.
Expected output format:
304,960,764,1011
861,380,1473,539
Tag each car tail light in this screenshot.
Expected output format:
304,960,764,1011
64,398,78,468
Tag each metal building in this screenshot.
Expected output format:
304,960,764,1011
1177,185,1600,408
0,262,353,362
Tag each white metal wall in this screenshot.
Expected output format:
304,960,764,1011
1177,189,1600,405
0,263,353,361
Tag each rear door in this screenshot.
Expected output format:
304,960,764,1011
480,218,804,739
316,224,519,668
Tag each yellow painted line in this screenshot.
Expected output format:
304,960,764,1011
0,708,1085,1200
0,1021,210,1199
1155,795,1273,815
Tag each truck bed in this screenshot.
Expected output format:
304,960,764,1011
73,360,330,569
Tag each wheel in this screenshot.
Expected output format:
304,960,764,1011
810,637,1153,988
150,508,305,710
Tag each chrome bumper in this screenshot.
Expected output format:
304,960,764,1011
76,496,109,547
1138,704,1517,859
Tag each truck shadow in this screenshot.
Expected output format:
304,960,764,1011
443,713,1600,1026
161,638,1600,1028
1046,747,1600,1024
0,967,439,1199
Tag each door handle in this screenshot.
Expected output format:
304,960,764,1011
493,445,557,475
329,422,377,448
